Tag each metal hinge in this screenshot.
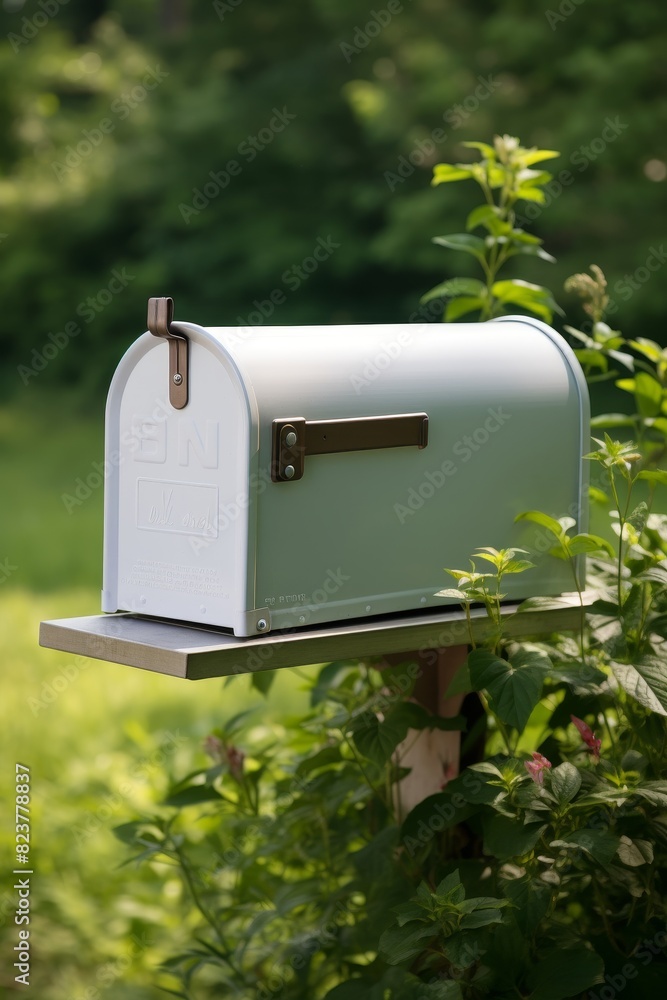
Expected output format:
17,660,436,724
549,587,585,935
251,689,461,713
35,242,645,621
272,412,428,482
147,296,188,409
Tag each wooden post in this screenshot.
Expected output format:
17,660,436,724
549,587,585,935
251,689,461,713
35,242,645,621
380,645,469,816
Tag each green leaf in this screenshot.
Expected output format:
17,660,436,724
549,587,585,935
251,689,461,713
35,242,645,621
482,815,545,860
466,204,499,231
432,163,474,185
501,876,551,935
515,185,546,203
550,829,620,865
432,233,487,261
491,279,563,322
617,835,654,867
274,879,323,915
445,295,485,321
638,469,667,487
527,946,604,1000
389,702,466,733
444,660,473,697
435,587,469,600
163,785,224,807
251,669,275,695
634,372,664,417
610,658,667,716
628,337,664,362
325,982,380,1000
311,660,356,706
515,509,565,540
467,649,544,732
576,348,608,371
631,781,667,808
352,713,406,766
435,869,464,899
550,762,581,806
590,412,637,429
401,792,474,843
113,821,160,846
646,416,667,436
520,149,560,167
420,277,485,304
627,501,649,534
507,243,557,263
296,745,342,777
378,921,436,965
567,532,615,557
462,140,496,158
459,908,505,929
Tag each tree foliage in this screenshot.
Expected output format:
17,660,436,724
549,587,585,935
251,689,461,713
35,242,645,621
0,1,666,396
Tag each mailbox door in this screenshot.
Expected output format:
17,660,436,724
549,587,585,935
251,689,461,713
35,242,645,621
103,334,254,633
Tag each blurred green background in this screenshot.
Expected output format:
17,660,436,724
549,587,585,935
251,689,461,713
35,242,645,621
1,1,665,997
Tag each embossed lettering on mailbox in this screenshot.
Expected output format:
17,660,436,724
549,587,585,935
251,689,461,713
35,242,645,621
131,417,220,469
137,479,218,537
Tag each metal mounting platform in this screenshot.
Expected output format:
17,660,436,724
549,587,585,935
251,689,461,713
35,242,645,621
39,593,595,681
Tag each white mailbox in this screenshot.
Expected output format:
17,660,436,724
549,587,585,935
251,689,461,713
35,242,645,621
102,299,589,636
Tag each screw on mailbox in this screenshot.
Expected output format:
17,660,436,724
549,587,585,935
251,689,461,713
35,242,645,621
285,431,297,447
284,465,296,479
256,619,268,632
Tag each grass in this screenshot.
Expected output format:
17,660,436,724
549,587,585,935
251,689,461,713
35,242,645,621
0,390,312,999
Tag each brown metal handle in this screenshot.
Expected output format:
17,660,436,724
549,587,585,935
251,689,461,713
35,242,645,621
147,296,188,409
272,412,428,482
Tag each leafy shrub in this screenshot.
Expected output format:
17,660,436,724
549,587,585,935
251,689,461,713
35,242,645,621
115,140,667,1000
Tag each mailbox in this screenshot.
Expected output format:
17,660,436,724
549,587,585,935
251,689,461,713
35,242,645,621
102,299,589,636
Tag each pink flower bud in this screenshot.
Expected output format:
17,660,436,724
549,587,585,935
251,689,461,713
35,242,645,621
570,715,601,760
524,751,552,785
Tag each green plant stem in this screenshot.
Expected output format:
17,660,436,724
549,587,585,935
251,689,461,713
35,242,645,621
607,469,625,610
340,730,388,814
464,599,476,649
174,842,244,979
477,689,514,756
568,556,587,666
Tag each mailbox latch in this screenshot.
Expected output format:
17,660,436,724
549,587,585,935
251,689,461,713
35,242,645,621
272,412,428,483
148,296,188,409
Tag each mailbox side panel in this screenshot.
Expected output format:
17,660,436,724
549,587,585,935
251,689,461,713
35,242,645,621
103,331,258,634
239,320,588,630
